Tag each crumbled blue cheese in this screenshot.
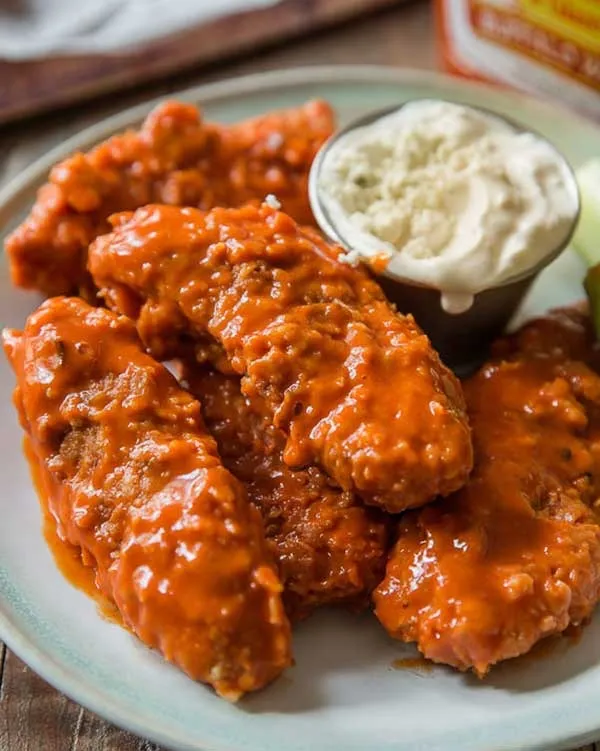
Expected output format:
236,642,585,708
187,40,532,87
319,100,578,313
264,194,281,210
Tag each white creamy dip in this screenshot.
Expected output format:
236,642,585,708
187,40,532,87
318,99,579,314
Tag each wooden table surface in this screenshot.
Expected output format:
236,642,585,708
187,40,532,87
0,2,597,749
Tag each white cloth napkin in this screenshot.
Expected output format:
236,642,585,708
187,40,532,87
0,0,280,60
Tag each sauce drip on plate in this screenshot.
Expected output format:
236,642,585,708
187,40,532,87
25,437,122,625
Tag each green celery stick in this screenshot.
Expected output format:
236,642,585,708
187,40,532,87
573,159,600,266
585,264,600,338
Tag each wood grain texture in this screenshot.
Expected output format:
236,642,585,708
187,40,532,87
0,643,6,698
0,0,402,126
0,2,594,749
0,652,162,751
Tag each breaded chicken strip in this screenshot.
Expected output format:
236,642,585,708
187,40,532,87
89,203,473,513
493,304,597,364
3,297,291,700
374,309,600,675
6,100,334,299
181,364,389,620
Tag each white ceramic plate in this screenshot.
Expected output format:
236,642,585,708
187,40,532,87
0,66,597,751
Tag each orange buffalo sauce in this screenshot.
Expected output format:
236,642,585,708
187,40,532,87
5,100,335,301
436,0,600,119
9,296,292,700
89,202,474,515
392,657,434,674
24,437,121,625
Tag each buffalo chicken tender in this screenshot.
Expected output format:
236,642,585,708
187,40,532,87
6,99,334,299
374,309,600,675
89,203,473,513
182,365,389,620
3,297,291,700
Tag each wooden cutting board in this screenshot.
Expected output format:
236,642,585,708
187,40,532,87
0,0,403,126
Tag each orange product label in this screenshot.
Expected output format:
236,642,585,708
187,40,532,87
469,1,600,90
521,0,600,53
434,0,495,83
436,0,600,118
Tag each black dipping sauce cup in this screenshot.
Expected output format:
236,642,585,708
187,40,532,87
308,102,581,376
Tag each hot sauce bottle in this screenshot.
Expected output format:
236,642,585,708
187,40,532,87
436,0,600,118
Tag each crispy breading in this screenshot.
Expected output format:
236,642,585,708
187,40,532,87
3,297,291,700
89,203,473,512
6,100,334,299
182,365,389,620
374,309,600,674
